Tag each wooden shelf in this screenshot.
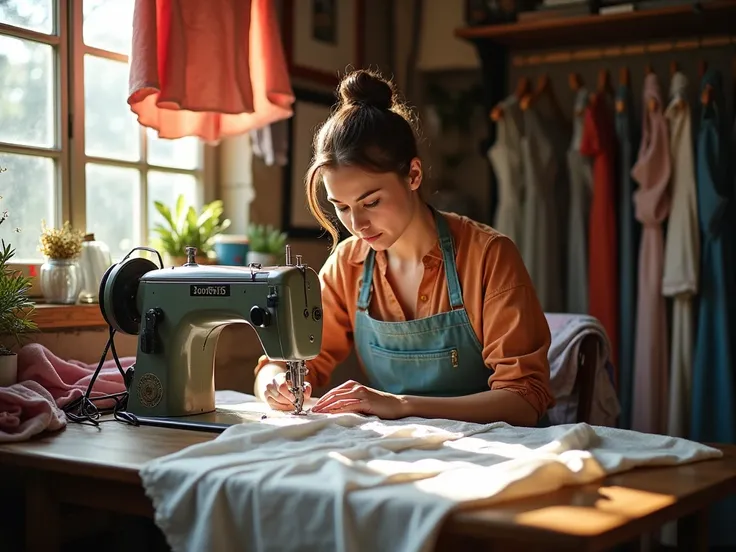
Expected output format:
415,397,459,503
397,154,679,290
26,303,107,331
455,1,736,51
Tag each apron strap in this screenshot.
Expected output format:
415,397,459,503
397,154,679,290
356,248,376,311
355,207,465,311
433,208,464,310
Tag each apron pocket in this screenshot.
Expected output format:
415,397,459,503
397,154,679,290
368,343,459,368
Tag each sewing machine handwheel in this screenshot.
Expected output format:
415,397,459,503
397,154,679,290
99,257,158,335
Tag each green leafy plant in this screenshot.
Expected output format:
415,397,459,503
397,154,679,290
151,194,231,257
246,223,287,255
0,181,37,355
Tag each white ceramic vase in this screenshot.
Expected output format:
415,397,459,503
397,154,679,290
0,353,18,387
40,258,83,304
246,251,277,267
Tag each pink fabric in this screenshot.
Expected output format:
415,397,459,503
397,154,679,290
630,73,672,436
0,381,66,442
128,0,295,143
0,344,133,442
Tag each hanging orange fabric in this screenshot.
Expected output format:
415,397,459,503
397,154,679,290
128,0,295,143
580,93,620,381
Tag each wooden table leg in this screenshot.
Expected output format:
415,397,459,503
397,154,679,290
25,476,59,552
677,508,708,552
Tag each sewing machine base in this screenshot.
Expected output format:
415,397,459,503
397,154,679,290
130,408,256,433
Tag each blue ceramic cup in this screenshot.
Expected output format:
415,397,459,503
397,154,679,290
213,234,249,266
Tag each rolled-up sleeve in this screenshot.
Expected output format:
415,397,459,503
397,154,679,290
481,237,555,417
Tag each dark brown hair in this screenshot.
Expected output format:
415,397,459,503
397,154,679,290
305,69,421,251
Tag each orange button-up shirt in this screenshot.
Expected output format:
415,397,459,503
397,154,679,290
256,212,555,417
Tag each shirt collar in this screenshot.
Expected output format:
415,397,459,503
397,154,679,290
345,236,444,269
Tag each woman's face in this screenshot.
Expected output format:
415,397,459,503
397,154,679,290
322,158,422,251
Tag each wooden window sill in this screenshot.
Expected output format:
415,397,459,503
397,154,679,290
26,303,108,331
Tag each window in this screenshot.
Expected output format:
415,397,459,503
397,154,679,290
0,0,210,265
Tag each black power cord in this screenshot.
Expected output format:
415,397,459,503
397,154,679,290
63,246,164,428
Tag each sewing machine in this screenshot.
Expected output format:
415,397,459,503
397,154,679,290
98,245,323,432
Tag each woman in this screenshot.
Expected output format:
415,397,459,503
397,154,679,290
254,70,554,426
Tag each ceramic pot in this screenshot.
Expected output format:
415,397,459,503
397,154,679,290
0,353,18,387
40,258,83,304
246,251,277,267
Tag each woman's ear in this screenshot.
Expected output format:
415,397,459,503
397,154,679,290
407,158,423,191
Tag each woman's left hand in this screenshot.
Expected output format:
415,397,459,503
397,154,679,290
311,380,408,419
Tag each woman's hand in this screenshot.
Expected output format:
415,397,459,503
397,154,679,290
312,380,407,419
261,371,313,411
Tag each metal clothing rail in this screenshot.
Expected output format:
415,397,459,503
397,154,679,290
511,35,736,67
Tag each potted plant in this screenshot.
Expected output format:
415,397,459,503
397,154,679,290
245,223,287,266
0,186,38,386
38,220,85,304
151,194,231,266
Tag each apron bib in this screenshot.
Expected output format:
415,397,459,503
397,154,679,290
354,209,491,397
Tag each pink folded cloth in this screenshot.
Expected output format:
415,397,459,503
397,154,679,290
0,381,66,442
0,343,135,442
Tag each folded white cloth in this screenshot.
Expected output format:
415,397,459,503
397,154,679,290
546,313,621,426
140,399,721,552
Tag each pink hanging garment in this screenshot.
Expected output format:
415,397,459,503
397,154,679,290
630,73,672,435
128,0,295,143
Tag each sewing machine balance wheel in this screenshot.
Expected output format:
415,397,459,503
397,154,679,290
99,257,159,335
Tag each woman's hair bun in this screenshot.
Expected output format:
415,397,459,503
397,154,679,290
338,69,394,110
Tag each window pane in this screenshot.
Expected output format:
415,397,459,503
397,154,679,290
0,35,54,148
0,0,53,35
0,152,55,262
85,163,140,261
147,171,198,242
84,54,140,161
147,128,201,170
83,0,133,55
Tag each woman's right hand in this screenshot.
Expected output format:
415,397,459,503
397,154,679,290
256,364,313,411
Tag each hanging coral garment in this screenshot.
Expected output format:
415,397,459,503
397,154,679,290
630,73,671,436
580,92,619,375
662,72,700,438
128,0,295,143
614,83,639,430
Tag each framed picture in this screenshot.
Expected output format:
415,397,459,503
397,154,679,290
282,0,365,87
281,88,337,239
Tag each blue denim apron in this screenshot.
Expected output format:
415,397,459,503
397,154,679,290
353,209,490,398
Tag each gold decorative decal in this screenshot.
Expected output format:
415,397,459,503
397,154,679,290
138,373,163,408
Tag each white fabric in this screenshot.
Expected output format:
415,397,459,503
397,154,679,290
545,313,620,426
662,72,700,439
139,394,720,552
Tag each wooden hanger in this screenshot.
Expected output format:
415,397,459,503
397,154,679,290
645,63,654,75
490,76,531,120
669,60,679,77
616,67,629,113
698,60,708,79
699,60,711,105
595,68,614,102
568,72,584,92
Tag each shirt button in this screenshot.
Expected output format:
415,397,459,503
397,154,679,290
420,294,428,302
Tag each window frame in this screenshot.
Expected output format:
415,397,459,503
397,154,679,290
2,0,217,288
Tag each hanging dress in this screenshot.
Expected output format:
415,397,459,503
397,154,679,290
520,98,563,312
566,88,593,314
127,0,295,142
662,72,700,438
630,73,672,436
580,92,619,374
691,67,736,550
614,82,639,430
488,95,525,246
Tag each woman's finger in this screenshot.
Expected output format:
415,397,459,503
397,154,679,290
266,382,294,406
313,389,359,412
266,395,292,411
323,399,364,413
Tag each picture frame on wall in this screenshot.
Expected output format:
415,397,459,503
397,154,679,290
281,88,338,239
282,0,365,86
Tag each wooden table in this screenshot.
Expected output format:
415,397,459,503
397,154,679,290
1,419,734,552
